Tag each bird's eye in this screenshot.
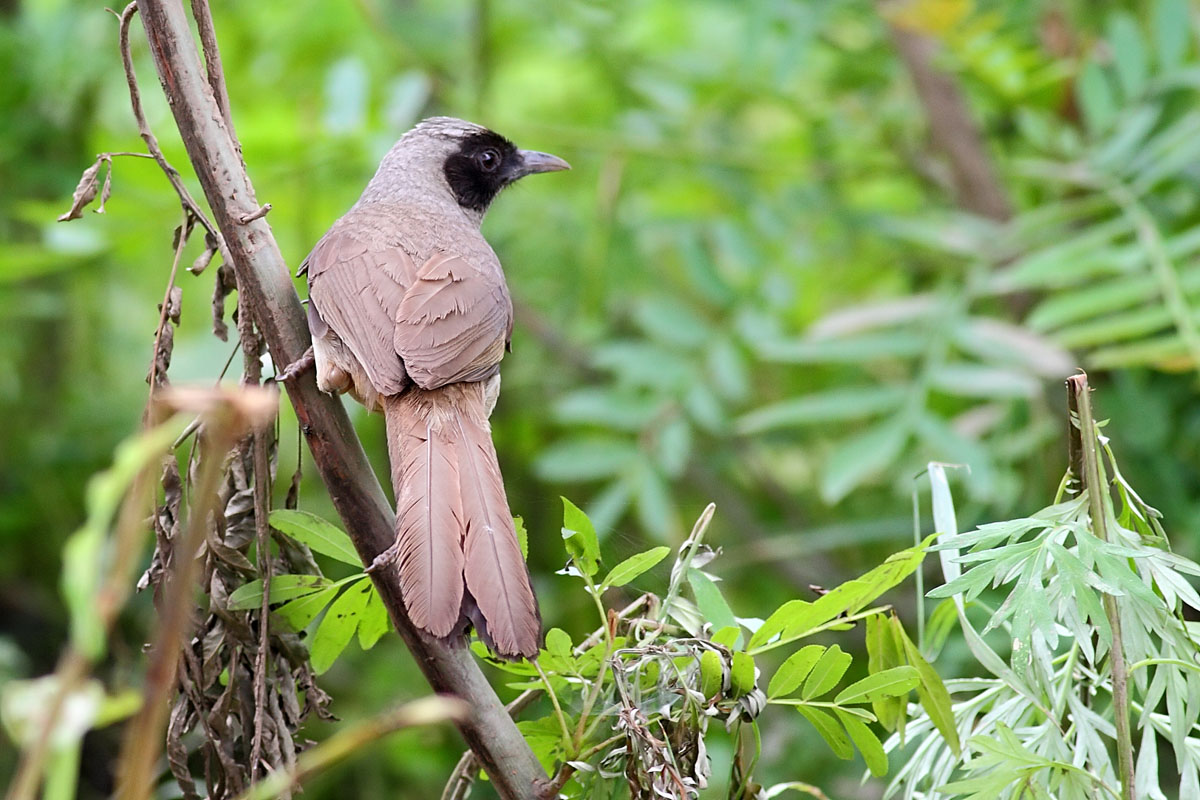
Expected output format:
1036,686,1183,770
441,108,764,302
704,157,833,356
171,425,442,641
476,148,500,172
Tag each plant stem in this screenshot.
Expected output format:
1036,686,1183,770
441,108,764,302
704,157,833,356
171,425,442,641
911,486,925,650
532,660,574,751
747,605,891,656
572,574,615,751
1068,373,1135,800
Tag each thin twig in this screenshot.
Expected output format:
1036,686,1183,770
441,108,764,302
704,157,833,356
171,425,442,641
1068,374,1135,800
239,203,272,224
114,2,222,245
143,209,188,420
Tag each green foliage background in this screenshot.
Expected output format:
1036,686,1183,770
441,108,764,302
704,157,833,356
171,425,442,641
2,0,1200,796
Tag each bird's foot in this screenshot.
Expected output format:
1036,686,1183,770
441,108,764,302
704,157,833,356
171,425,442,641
276,346,314,382
366,537,403,574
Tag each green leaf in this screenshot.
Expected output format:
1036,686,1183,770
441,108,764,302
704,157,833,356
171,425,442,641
633,294,710,348
749,540,930,654
227,574,331,610
748,600,813,652
927,363,1039,399
517,715,567,773
711,625,741,650
802,644,852,700
514,515,528,561
865,614,906,733
553,388,660,431
834,665,919,705
274,586,339,632
1077,62,1117,134
1108,13,1148,99
309,577,372,674
600,546,670,590
635,465,675,538
754,332,927,364
270,509,361,566
835,708,888,777
925,599,960,659
699,649,724,698
736,386,907,433
356,582,389,650
1154,0,1190,71
796,706,853,759
539,627,580,674
894,617,960,756
536,437,639,482
768,645,825,699
544,627,572,659
687,569,737,633
729,651,756,697
655,417,692,478
561,497,601,577
820,417,908,503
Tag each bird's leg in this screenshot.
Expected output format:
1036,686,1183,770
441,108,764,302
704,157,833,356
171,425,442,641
366,537,403,574
276,346,314,382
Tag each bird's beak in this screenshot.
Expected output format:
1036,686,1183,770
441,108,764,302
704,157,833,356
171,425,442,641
516,149,571,177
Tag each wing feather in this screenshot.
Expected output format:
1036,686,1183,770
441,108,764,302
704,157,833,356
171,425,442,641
306,229,414,395
395,253,512,390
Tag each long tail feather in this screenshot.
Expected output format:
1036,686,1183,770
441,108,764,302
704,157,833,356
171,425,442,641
384,393,464,637
383,384,541,657
453,396,541,658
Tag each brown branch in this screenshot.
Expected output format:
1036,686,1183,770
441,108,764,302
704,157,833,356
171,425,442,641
188,0,240,155
886,21,1012,222
131,0,546,795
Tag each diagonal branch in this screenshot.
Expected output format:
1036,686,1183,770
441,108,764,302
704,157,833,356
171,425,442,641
886,21,1012,222
130,0,545,796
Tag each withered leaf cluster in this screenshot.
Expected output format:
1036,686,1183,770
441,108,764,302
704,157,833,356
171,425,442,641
144,397,331,799
605,639,766,800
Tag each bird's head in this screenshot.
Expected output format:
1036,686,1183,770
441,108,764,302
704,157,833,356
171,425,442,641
363,117,570,221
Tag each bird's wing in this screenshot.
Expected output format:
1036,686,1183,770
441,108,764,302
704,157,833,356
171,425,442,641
304,228,414,395
394,251,513,390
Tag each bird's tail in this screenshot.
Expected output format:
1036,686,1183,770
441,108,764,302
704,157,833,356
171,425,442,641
383,383,541,658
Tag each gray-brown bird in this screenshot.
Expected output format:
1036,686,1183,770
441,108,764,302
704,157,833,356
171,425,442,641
294,117,568,658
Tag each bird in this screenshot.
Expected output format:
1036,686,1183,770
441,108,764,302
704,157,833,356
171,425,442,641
290,117,569,658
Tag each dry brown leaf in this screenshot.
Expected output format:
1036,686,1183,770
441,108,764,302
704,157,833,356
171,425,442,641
57,160,102,222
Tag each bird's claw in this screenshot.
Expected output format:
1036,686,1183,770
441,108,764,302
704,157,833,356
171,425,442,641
277,346,314,382
367,538,403,574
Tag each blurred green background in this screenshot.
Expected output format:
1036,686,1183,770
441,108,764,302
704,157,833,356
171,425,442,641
3,0,1200,796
